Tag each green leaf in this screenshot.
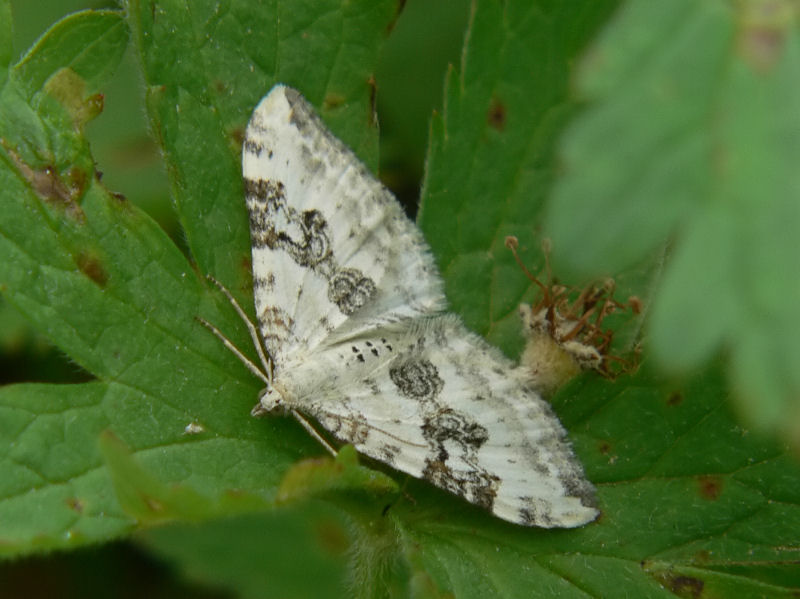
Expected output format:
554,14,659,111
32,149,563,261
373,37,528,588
375,0,471,183
276,444,399,508
544,0,800,444
127,0,398,310
12,10,128,101
138,506,354,599
0,10,128,188
0,0,12,78
100,430,270,524
418,0,625,357
0,383,126,552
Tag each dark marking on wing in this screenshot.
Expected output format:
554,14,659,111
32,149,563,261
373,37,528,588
243,138,264,156
245,176,376,315
328,268,376,315
389,359,443,402
253,273,276,292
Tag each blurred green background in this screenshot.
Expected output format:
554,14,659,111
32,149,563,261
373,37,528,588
0,0,469,596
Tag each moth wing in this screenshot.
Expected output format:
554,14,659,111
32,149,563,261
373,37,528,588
301,315,599,528
242,85,445,365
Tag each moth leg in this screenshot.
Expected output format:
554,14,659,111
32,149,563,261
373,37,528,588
196,316,270,385
204,274,274,381
251,400,337,455
289,409,337,456
200,277,337,456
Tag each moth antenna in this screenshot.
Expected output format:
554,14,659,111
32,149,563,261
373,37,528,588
196,316,271,385
205,274,274,381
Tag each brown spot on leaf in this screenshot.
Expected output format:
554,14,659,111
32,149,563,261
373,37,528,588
38,165,71,201
643,562,705,599
737,1,793,72
67,166,88,198
740,27,783,71
367,75,378,126
143,495,164,513
240,257,254,294
667,392,684,406
697,475,723,500
230,126,245,147
66,497,84,513
31,166,85,221
487,98,506,131
76,252,109,287
314,519,349,556
44,68,104,129
3,141,85,221
85,93,104,120
598,441,612,454
665,574,704,599
386,0,407,34
323,93,345,110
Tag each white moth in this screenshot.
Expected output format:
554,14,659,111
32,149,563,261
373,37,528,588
203,85,599,528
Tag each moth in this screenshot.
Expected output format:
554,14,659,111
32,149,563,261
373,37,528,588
201,85,598,528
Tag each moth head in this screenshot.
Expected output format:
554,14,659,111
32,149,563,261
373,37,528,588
251,386,288,417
